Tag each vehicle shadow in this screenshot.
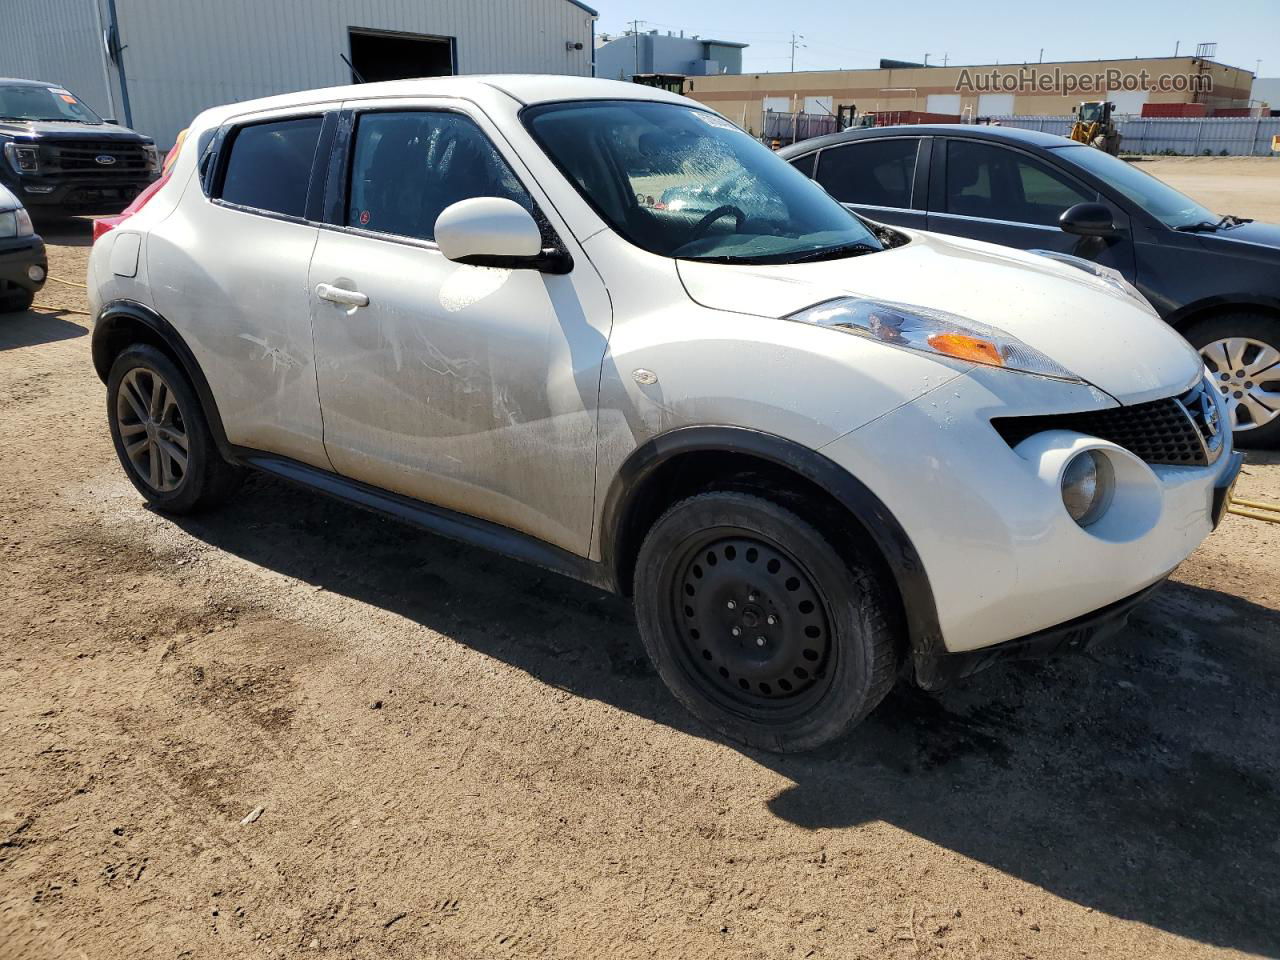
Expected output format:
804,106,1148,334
32,216,95,247
0,305,87,350
166,471,1280,955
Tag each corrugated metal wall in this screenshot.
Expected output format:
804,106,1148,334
0,0,117,120
1,0,595,148
991,115,1280,156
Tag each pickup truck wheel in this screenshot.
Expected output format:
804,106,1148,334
107,344,243,513
1186,313,1280,448
634,491,898,753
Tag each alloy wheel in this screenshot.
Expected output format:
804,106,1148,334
115,367,189,492
1200,336,1280,432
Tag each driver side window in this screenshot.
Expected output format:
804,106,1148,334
944,140,1095,227
346,110,534,243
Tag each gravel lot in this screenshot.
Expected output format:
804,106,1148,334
2,158,1278,960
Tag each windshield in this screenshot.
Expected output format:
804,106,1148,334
1054,144,1216,229
523,100,882,264
0,83,104,124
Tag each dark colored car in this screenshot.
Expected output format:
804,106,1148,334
0,181,46,312
779,125,1280,446
0,78,159,218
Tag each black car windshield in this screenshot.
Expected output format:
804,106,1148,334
0,83,104,124
1053,144,1216,229
523,100,882,264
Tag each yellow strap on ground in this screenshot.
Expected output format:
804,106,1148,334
1231,497,1280,514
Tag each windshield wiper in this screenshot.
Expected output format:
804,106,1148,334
782,242,880,264
1175,213,1253,233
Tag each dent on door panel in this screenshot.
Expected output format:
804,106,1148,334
147,201,330,470
310,241,612,555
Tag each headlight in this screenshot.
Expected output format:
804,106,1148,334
1061,449,1114,526
14,207,33,237
786,297,1081,381
3,142,40,174
1030,249,1155,314
0,211,15,238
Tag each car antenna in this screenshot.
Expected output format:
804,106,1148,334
340,54,366,84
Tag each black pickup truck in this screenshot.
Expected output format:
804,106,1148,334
0,78,159,219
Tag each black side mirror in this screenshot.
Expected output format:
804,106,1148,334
1059,202,1116,238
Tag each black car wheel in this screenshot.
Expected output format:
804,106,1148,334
1186,312,1280,448
634,491,899,752
107,344,243,513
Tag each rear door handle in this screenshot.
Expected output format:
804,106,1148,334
316,282,369,308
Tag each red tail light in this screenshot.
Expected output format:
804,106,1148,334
92,172,168,242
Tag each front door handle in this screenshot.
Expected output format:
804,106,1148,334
316,282,369,308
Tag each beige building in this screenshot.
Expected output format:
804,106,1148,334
683,56,1255,135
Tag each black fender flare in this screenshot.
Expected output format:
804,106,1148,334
1166,293,1280,331
91,299,233,459
599,425,946,659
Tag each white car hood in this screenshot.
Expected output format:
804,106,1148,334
678,230,1204,405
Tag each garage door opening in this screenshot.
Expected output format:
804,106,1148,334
347,28,456,83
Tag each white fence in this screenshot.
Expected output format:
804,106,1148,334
992,115,1280,157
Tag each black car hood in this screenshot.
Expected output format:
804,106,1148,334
0,119,150,142
1200,219,1280,257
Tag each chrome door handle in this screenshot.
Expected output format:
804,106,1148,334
316,282,369,307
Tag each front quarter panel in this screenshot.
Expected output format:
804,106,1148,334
584,231,973,560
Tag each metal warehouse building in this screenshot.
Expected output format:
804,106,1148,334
0,0,598,149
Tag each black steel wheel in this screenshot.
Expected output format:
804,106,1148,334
634,491,899,752
107,344,244,513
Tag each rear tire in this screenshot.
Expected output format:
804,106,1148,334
633,491,899,753
107,344,244,513
1184,312,1280,449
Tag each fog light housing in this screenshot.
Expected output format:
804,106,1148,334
1061,450,1114,527
27,264,45,283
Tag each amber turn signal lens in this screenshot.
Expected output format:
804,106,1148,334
926,333,1005,366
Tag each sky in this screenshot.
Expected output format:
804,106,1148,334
588,0,1280,78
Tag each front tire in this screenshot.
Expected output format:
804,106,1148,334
1185,312,1280,448
0,285,34,314
633,491,899,753
107,344,243,513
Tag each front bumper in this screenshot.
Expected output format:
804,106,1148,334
13,176,154,215
914,577,1169,690
0,233,47,296
821,367,1238,657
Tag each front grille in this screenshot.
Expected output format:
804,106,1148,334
993,379,1222,467
38,139,150,176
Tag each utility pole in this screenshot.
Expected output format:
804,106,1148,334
1174,40,1180,57
790,33,805,72
923,53,930,67
628,19,645,78
941,52,949,67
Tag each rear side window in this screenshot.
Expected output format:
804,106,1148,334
815,139,919,208
219,116,323,218
346,110,534,243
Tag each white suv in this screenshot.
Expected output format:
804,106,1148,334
88,77,1240,752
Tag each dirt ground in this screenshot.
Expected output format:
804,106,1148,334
1137,157,1280,222
2,161,1279,960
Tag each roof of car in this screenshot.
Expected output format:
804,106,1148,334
778,123,1074,156
194,75,693,129
0,77,57,87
